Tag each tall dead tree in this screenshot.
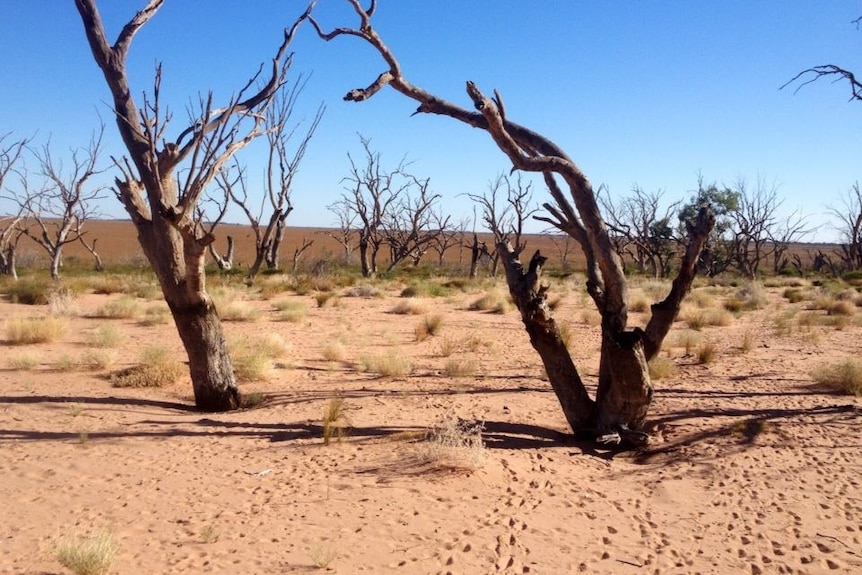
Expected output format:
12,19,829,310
215,81,323,282
326,200,358,264
337,135,409,278
15,130,107,280
74,0,309,411
309,1,714,444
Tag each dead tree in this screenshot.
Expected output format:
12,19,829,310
74,0,310,411
337,135,409,278
467,172,537,276
0,135,28,279
326,200,358,264
215,82,323,282
429,214,465,267
17,130,107,280
78,236,104,272
599,186,681,278
382,174,449,271
829,182,862,270
309,1,714,445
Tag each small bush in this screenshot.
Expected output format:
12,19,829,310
812,360,862,396
48,288,78,317
629,296,650,313
54,529,118,575
110,350,185,388
670,330,701,355
415,314,443,342
82,350,115,371
648,356,678,380
5,316,68,345
723,282,768,312
322,396,352,445
740,331,754,353
230,334,287,382
782,288,808,304
241,392,267,409
4,278,52,305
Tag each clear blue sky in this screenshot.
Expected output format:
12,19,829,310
1,1,859,241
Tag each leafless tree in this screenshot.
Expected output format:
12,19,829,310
337,135,414,278
828,182,862,271
326,199,358,264
310,1,714,445
12,129,107,280
429,214,466,268
768,210,810,275
467,172,537,276
382,174,449,271
215,81,323,282
599,186,681,278
547,231,578,273
74,0,310,411
727,178,781,278
0,135,28,278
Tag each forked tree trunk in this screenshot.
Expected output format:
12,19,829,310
208,235,234,271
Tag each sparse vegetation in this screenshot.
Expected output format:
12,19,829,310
812,360,862,396
416,413,486,471
443,358,478,378
648,356,678,380
88,324,124,348
54,529,118,575
359,351,412,377
218,300,262,322
93,296,141,319
309,543,338,569
322,396,351,445
322,341,346,362
5,316,68,344
8,354,38,370
697,342,717,364
273,299,307,323
414,314,443,342
468,289,511,313
230,334,287,382
391,299,428,315
110,346,184,388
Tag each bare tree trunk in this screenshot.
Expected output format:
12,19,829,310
79,236,104,272
135,213,240,411
1,246,18,279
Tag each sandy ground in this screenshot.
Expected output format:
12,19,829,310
1,276,860,574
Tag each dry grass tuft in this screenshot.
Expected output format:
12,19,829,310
48,288,79,317
322,341,346,362
468,290,510,313
218,300,262,322
93,296,141,319
827,300,856,316
5,316,68,345
273,299,307,323
697,342,717,364
230,334,287,382
443,358,478,378
54,529,118,575
138,306,170,326
811,360,862,396
669,329,701,355
359,351,412,377
322,396,352,445
88,324,124,348
343,284,381,298
414,314,443,342
391,299,428,315
8,354,38,370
